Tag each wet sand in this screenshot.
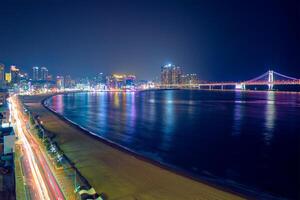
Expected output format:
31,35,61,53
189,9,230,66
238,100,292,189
20,94,244,200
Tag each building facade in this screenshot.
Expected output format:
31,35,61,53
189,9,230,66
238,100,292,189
56,76,64,89
107,74,136,90
181,73,199,84
97,73,105,84
32,66,39,81
161,64,182,85
10,66,20,84
40,67,48,81
65,75,74,88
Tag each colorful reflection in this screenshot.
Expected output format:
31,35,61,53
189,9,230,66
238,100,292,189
264,91,276,145
46,90,300,199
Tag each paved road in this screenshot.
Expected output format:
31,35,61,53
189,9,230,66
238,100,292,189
11,96,65,200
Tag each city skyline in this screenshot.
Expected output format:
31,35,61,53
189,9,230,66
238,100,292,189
0,62,299,93
0,62,200,82
0,0,299,81
0,1,299,199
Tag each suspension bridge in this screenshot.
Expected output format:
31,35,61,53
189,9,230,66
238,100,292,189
160,70,300,90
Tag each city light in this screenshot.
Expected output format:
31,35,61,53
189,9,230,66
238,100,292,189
9,96,64,200
0,1,299,199
10,96,51,200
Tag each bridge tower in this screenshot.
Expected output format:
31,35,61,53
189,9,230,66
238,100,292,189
242,83,246,90
268,70,274,90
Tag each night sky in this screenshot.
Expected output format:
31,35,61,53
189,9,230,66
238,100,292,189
0,0,299,81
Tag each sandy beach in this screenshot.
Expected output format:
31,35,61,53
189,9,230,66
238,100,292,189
20,94,244,200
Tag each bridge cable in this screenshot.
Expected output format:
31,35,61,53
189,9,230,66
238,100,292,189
245,71,269,83
273,71,298,80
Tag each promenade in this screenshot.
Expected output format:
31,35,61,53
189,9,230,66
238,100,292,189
20,94,244,200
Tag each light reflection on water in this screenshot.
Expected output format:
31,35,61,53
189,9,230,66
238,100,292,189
264,92,276,145
232,91,244,136
123,93,136,142
98,92,108,135
47,90,300,199
161,90,175,151
114,92,120,108
51,94,64,113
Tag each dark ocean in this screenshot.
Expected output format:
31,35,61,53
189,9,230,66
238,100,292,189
46,90,300,199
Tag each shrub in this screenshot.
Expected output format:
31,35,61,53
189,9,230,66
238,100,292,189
29,116,35,126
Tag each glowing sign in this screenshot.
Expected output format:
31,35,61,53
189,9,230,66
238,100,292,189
5,73,11,83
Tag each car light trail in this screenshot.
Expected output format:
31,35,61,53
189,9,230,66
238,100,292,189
10,96,51,200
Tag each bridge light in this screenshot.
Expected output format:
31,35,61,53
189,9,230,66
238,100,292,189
235,84,243,90
235,83,245,90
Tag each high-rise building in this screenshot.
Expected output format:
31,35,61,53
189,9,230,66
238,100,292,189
161,64,182,85
10,65,20,84
40,67,48,81
97,73,105,84
33,66,39,81
64,75,72,88
0,64,5,87
56,76,64,89
125,75,136,89
107,74,124,89
107,74,136,90
181,73,199,84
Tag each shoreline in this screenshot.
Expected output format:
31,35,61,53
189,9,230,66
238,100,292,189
21,93,246,200
42,93,247,198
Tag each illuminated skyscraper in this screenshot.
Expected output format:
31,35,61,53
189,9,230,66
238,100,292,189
107,74,136,89
97,72,105,84
181,73,199,84
10,65,20,84
33,66,39,81
125,74,136,89
107,74,124,89
64,75,72,88
40,67,48,81
161,64,182,85
56,76,64,89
